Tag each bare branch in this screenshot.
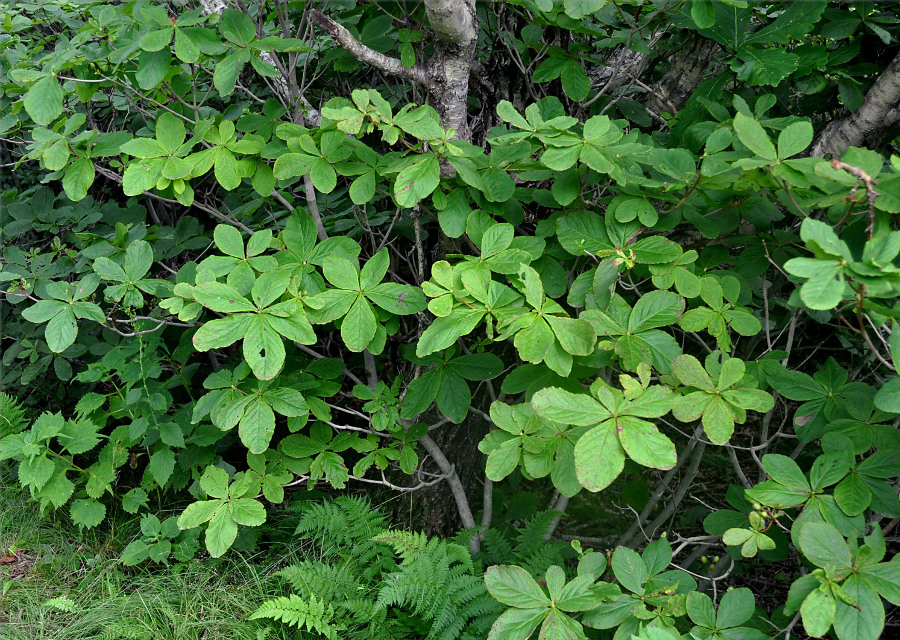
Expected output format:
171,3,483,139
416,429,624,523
309,10,430,87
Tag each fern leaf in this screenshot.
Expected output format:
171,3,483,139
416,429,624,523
44,596,77,613
376,537,499,640
249,594,342,639
0,393,28,438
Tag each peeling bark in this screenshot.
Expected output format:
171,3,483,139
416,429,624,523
422,0,478,140
646,33,718,115
811,50,900,157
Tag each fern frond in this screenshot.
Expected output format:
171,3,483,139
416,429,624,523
295,496,387,543
0,393,28,438
248,594,342,639
476,528,515,566
376,538,499,640
102,621,150,640
373,530,431,562
514,510,559,551
275,560,366,603
375,530,473,572
44,596,77,612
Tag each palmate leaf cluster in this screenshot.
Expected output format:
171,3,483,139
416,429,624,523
3,2,900,640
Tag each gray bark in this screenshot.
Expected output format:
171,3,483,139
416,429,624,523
423,0,478,140
589,46,651,96
646,33,718,115
811,50,900,157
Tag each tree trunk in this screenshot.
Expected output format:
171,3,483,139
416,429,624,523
310,1,477,141
646,33,718,115
588,46,652,96
811,50,900,157
423,0,478,141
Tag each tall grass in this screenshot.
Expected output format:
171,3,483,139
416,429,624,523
0,470,295,640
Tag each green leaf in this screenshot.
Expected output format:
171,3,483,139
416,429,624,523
672,354,715,391
564,0,606,19
219,8,256,46
58,419,101,455
341,297,377,352
629,290,684,331
140,27,174,51
801,587,835,638
22,300,65,324
487,608,547,640
24,76,64,125
687,591,716,629
360,248,389,290
309,158,336,193
574,422,625,492
796,522,852,569
833,575,884,640
691,0,716,29
272,152,314,180
124,240,153,280
70,498,105,529
147,448,176,487
484,565,550,608
62,157,95,202
229,498,266,526
778,121,814,159
560,59,589,101
762,454,810,491
532,388,606,426
618,418,676,470
178,499,222,528
874,377,900,413
486,437,522,481
394,154,440,208
204,504,238,557
717,587,755,628
200,466,230,500
611,546,648,594
136,50,171,90
545,315,596,356
240,397,276,454
834,473,872,516
192,314,254,352
213,224,245,259
45,307,78,353
122,488,149,514
193,282,255,313
733,112,776,162
417,308,485,357
243,316,285,379
214,49,250,96
174,28,200,63
367,283,427,315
